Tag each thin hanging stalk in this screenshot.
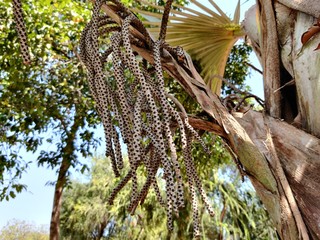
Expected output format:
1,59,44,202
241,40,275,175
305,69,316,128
12,0,31,64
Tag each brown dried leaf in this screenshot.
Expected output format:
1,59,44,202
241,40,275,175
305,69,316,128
301,25,320,45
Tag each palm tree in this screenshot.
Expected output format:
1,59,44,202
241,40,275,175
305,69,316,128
133,1,320,239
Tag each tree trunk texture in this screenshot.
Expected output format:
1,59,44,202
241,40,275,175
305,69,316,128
274,1,320,138
236,110,320,239
245,1,320,238
96,1,320,239
49,107,83,240
259,0,282,118
50,159,70,240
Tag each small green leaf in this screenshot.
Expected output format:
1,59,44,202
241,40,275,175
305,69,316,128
9,191,16,199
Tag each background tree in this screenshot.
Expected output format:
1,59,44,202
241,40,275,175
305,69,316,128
60,157,131,240
0,0,100,238
60,156,277,240
0,219,49,240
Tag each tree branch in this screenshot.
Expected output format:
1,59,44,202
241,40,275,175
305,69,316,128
245,61,263,75
171,115,227,139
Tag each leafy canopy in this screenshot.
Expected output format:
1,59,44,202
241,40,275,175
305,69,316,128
0,0,100,200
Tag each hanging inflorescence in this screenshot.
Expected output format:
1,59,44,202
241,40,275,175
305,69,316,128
79,0,214,237
12,0,31,65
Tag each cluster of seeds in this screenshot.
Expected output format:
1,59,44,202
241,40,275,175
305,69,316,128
12,0,31,65
80,0,214,237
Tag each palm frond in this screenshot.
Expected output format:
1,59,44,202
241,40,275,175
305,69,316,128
134,0,245,95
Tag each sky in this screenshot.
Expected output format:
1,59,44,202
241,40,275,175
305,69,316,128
0,0,262,231
0,152,56,229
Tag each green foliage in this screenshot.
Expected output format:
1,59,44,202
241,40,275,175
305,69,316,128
61,154,277,240
0,219,49,240
223,42,253,95
137,0,188,13
187,134,277,239
60,157,134,239
0,0,100,200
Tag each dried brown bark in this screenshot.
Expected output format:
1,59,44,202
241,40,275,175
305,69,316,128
273,1,320,138
236,111,320,239
258,0,281,118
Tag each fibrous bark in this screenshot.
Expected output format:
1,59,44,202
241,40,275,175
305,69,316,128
258,0,282,118
236,110,320,239
273,2,320,138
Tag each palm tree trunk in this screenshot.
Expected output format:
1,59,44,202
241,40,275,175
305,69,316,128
236,110,320,239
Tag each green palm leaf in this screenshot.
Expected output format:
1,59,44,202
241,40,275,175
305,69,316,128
134,0,245,95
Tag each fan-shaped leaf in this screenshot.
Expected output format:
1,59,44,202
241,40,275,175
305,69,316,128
134,0,245,94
